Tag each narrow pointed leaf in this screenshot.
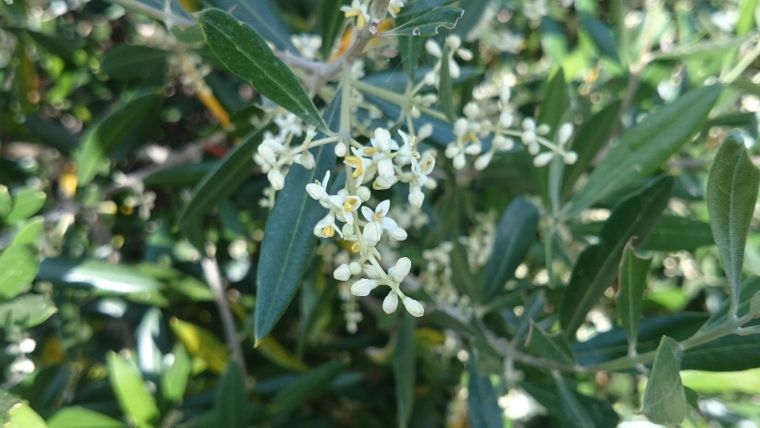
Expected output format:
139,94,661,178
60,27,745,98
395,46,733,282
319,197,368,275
388,6,464,36
525,322,575,365
579,13,620,63
269,361,344,415
560,176,673,337
5,187,46,225
48,406,123,428
393,313,417,428
643,336,688,424
706,135,760,299
177,129,264,229
215,362,247,428
0,294,56,328
76,92,163,185
438,42,455,122
254,94,341,341
107,352,159,426
319,0,347,59
467,356,502,428
483,197,539,300
553,375,595,428
199,9,326,130
0,245,38,300
617,243,651,347
566,85,721,215
206,0,296,52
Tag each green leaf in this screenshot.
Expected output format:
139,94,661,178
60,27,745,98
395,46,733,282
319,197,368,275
454,0,489,38
521,379,620,427
643,336,688,424
617,243,651,348
393,313,416,428
47,406,123,428
0,185,11,219
559,176,673,337
553,375,596,428
268,361,344,415
215,362,247,428
319,0,346,59
253,92,341,341
11,217,44,246
651,37,748,61
682,368,760,394
561,103,621,199
565,85,721,216
438,42,456,122
76,92,163,185
640,216,714,252
37,258,159,294
388,6,464,36
737,0,758,35
161,344,192,402
466,356,502,428
107,352,159,426
0,245,39,300
205,0,295,52
537,68,569,139
199,9,326,130
100,45,168,81
5,401,46,428
0,294,56,328
6,187,46,225
177,129,263,229
579,13,620,63
706,135,760,305
483,197,539,300
525,322,575,365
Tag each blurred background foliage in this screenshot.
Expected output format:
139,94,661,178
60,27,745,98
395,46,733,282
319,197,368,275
1,0,760,427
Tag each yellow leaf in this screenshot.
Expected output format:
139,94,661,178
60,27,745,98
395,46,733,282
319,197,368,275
256,337,308,372
170,317,228,374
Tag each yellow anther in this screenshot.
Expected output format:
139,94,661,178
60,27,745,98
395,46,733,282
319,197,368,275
321,226,336,238
345,156,364,178
351,242,361,253
343,197,360,212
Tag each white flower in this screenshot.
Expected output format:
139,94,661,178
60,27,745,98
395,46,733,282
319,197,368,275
365,128,399,178
306,170,330,202
314,212,341,238
267,169,285,190
409,187,425,208
361,200,408,244
388,0,406,16
341,0,369,29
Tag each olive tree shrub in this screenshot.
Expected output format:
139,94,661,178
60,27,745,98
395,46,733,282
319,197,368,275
1,0,760,426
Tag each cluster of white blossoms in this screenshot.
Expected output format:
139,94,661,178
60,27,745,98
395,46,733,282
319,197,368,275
424,35,474,85
444,85,578,171
341,0,407,29
421,214,498,316
303,127,438,318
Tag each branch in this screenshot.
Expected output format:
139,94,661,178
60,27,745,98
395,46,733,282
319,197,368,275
201,253,248,379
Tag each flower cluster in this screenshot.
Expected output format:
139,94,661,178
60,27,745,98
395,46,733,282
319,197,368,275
443,86,578,170
304,127,437,318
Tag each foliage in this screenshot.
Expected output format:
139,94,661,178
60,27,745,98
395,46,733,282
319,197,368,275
1,0,760,426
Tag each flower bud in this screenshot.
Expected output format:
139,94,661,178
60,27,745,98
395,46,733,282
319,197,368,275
382,291,399,314
402,296,424,317
333,264,351,281
267,169,285,190
351,278,378,296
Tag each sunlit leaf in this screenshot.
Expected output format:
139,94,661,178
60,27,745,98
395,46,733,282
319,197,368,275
706,135,760,306
199,9,326,129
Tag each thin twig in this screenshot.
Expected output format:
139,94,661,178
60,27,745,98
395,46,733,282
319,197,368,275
201,253,248,379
